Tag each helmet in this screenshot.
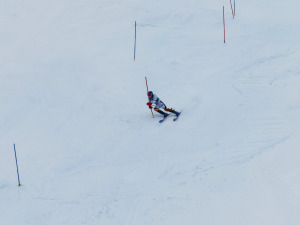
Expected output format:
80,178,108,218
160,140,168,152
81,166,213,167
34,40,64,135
147,91,153,97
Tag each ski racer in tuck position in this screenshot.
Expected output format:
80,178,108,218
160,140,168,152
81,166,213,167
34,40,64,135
146,91,180,118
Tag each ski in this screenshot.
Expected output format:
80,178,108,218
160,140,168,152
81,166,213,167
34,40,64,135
173,111,182,121
159,114,170,123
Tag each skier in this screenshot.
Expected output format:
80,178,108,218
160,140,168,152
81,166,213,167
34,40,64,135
146,91,180,118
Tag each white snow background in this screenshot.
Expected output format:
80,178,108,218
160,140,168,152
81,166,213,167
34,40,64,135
1,0,300,224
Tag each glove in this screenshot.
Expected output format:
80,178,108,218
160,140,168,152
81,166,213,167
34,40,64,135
146,102,152,109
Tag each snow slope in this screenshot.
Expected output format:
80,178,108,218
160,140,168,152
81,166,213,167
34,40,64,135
1,0,300,224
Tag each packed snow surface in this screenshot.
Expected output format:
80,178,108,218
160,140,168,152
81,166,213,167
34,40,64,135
1,0,300,225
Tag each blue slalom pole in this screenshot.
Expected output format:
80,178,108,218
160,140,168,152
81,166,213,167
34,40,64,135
134,21,136,60
234,0,236,16
13,144,21,186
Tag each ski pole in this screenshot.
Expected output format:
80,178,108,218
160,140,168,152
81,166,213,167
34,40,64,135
145,76,154,118
13,144,21,186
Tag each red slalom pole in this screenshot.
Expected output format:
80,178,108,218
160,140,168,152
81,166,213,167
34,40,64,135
145,76,154,118
223,6,226,43
230,0,235,19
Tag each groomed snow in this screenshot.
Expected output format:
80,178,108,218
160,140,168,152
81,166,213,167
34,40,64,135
1,1,300,224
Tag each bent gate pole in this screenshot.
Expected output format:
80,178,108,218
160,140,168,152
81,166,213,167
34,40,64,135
145,76,154,118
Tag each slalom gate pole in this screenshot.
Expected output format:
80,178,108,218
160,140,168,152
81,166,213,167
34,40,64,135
234,0,236,17
13,144,21,186
223,6,226,43
145,76,154,118
230,0,235,19
134,21,136,60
